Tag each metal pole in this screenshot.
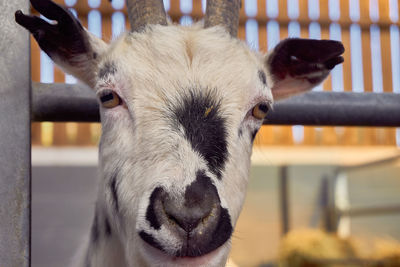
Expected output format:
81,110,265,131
0,1,31,266
325,173,339,233
268,91,400,126
279,166,290,236
31,84,400,126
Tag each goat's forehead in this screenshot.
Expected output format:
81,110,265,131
101,25,265,95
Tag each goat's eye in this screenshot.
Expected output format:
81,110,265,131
252,103,269,120
98,90,122,108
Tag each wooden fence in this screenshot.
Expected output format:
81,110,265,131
31,0,400,146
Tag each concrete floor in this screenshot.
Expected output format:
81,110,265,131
32,166,98,267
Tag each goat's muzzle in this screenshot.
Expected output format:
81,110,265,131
140,171,232,257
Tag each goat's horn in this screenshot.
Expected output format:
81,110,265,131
204,0,241,37
126,0,167,32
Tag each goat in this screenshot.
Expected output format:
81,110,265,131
15,0,344,266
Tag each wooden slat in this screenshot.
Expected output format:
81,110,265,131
381,29,394,93
258,0,267,19
192,0,203,17
339,0,351,24
379,0,392,25
238,24,246,40
379,25,396,145
361,28,373,92
359,0,371,25
298,0,309,21
258,22,267,52
320,0,330,22
277,0,288,21
170,0,181,23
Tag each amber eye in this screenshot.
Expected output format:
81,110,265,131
252,103,269,120
98,90,122,108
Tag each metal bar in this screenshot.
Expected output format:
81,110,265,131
32,82,99,122
32,83,400,126
279,166,290,236
0,0,31,266
267,91,400,126
339,204,400,217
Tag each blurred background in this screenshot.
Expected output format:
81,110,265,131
30,0,400,267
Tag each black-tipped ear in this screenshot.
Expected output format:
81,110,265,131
15,2,89,64
266,38,344,100
15,0,107,88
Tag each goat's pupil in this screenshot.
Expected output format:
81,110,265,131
258,103,268,113
100,93,114,103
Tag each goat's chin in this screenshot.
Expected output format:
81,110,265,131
138,239,231,267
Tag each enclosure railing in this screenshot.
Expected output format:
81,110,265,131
1,0,400,266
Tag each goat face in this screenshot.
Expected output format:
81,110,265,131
98,25,271,265
16,0,344,266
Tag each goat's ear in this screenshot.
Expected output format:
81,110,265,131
15,0,107,88
265,38,344,100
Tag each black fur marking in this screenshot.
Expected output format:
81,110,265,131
99,62,117,79
110,175,119,212
105,217,112,237
93,52,98,59
145,187,164,230
139,231,165,252
90,212,99,244
173,91,228,179
209,207,233,252
258,70,267,85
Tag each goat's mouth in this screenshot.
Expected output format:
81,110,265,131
139,224,232,258
139,233,229,266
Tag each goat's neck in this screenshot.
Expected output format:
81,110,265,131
80,208,128,267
